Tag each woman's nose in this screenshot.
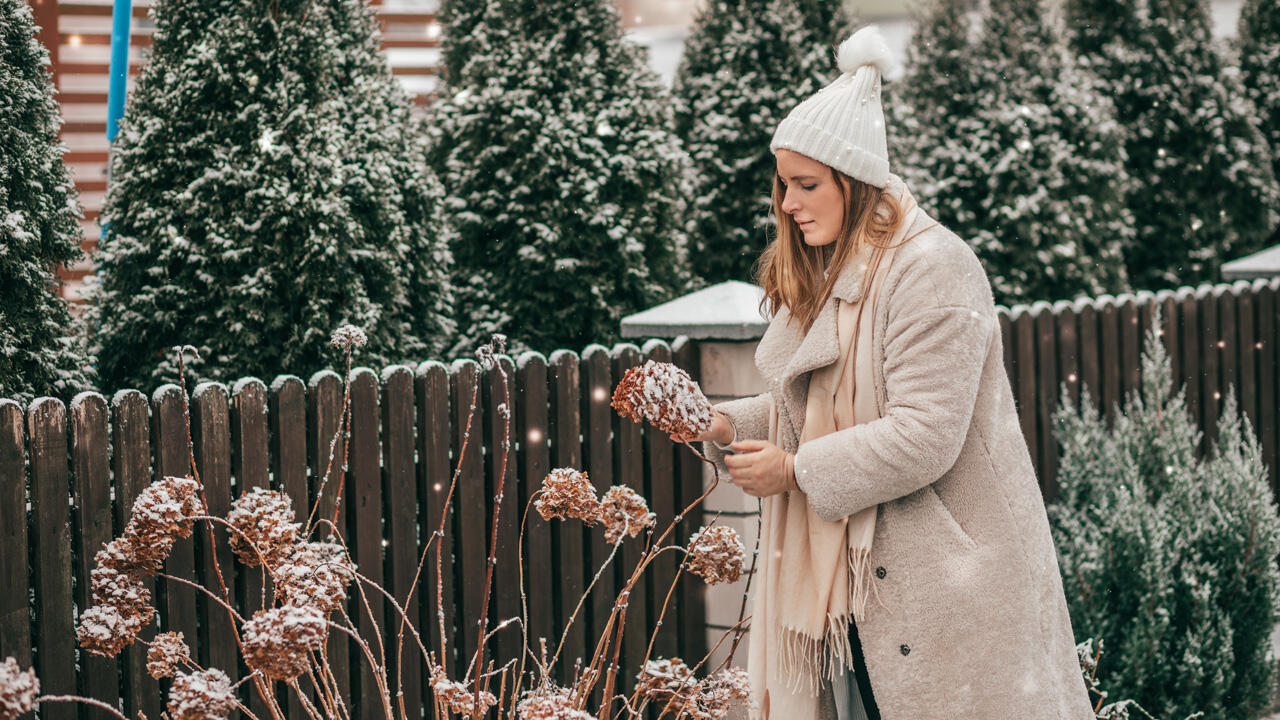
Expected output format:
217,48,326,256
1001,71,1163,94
781,190,799,215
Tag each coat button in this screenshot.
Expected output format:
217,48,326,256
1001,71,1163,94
900,644,911,656
875,566,886,579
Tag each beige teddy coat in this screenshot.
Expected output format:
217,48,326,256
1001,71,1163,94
704,205,1096,720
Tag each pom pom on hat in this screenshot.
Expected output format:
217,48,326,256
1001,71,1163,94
837,25,902,82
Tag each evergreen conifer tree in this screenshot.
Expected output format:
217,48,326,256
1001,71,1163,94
1238,0,1280,246
1049,315,1280,720
963,0,1132,304
0,0,94,403
671,0,829,282
891,0,1132,305
90,0,453,392
428,0,692,355
1064,0,1279,291
794,0,853,53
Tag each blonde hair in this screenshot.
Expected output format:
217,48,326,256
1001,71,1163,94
755,165,906,334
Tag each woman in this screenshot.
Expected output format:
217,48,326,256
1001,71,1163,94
675,26,1096,720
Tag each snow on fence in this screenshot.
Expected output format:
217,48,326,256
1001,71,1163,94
1000,277,1280,502
0,338,707,720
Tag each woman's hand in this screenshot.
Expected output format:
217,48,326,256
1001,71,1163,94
724,440,795,497
668,409,735,445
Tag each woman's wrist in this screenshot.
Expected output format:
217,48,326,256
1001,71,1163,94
710,411,737,449
784,453,799,493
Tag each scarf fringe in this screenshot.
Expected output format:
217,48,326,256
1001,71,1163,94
773,546,892,697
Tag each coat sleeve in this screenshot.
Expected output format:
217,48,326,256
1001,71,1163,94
701,392,772,480
792,260,995,522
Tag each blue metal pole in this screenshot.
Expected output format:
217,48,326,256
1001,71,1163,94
105,0,132,143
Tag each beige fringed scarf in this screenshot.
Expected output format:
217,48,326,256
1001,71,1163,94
749,184,926,720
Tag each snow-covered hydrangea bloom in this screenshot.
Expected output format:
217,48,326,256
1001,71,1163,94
515,685,594,720
274,540,355,613
329,324,368,351
227,487,300,569
611,360,713,439
147,631,191,679
535,468,601,525
0,657,39,720
685,525,745,585
429,666,497,719
242,604,327,681
167,668,235,720
599,485,656,544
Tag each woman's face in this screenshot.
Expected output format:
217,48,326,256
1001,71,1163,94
775,149,848,247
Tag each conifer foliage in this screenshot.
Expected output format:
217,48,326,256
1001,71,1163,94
889,0,1133,306
1064,0,1279,291
1238,0,1280,246
90,0,453,392
1049,316,1280,720
0,0,93,402
429,0,692,355
671,0,829,282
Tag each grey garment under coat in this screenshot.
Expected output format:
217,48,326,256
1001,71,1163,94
704,203,1095,720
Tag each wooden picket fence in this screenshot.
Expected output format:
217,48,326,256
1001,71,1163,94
2,277,1279,718
999,277,1280,504
0,338,708,720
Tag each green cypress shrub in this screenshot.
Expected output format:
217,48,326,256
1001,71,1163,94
671,0,828,282
0,0,94,403
1238,0,1280,247
1064,0,1279,290
428,0,693,356
89,0,453,393
1049,314,1280,720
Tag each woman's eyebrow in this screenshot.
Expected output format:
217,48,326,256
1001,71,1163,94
781,174,818,181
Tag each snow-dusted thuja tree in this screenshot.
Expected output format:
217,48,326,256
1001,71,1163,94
428,0,692,356
1238,0,1280,247
1048,314,1280,720
89,0,454,393
671,0,829,283
0,0,94,403
891,0,1133,306
959,0,1133,305
1064,0,1279,292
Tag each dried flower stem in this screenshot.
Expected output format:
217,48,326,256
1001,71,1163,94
466,352,513,712
653,617,751,720
35,694,131,720
157,573,246,624
726,499,763,665
625,552,690,713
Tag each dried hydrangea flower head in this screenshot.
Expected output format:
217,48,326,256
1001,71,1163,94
242,604,327,681
685,525,745,585
635,657,698,709
123,476,207,574
77,563,157,656
227,488,300,569
274,540,355,612
599,485,656,544
147,631,191,679
330,324,368,351
515,685,594,720
167,668,235,720
684,667,751,720
429,666,497,719
535,468,601,525
611,360,713,439
0,657,39,720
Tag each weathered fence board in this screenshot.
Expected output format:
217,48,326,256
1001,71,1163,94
672,336,708,666
192,382,239,678
516,352,555,658
70,392,121,717
611,343,648,696
29,398,76,720
487,356,522,668
641,339,680,664
0,401,31,668
451,359,486,675
416,361,454,674
381,365,422,719
349,367,385,720
549,349,587,682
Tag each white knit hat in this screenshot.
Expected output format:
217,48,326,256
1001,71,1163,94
770,25,904,189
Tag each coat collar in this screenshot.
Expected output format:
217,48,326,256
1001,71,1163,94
756,173,920,388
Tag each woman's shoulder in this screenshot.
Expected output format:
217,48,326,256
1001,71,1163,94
883,209,995,319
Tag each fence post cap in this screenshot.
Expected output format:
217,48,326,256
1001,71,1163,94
620,280,768,341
